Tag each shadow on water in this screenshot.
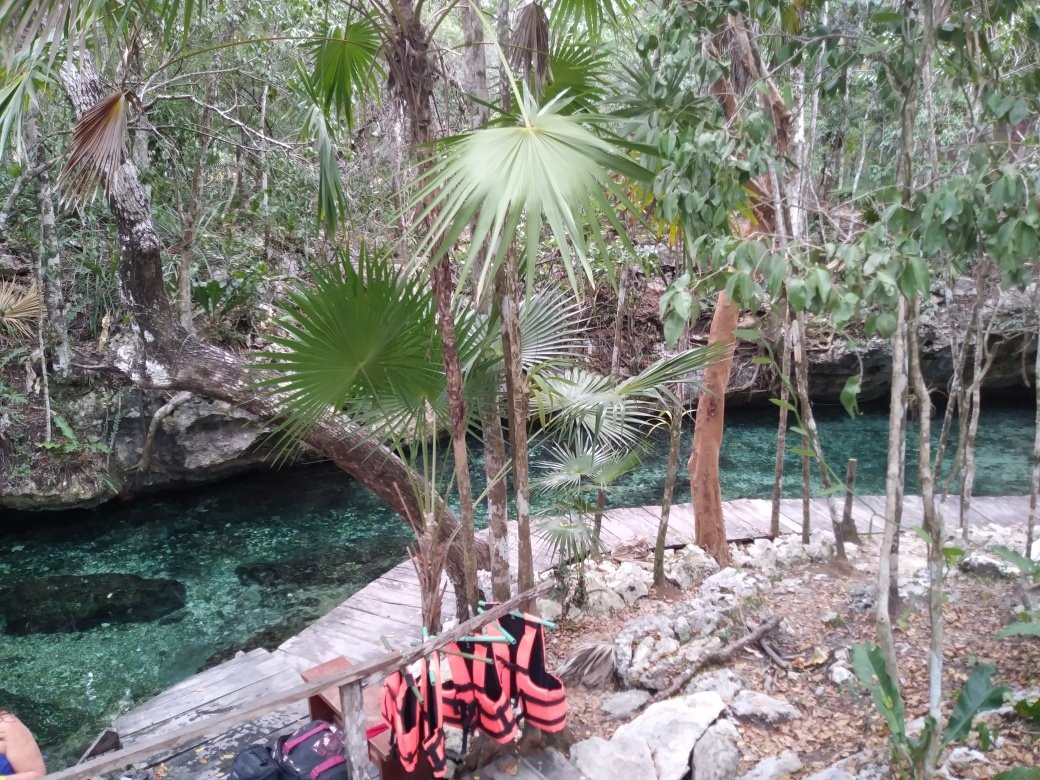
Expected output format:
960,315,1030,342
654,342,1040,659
0,400,1034,767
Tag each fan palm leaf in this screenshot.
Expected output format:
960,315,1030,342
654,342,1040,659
0,39,53,157
257,247,444,444
413,92,649,303
58,89,128,208
0,280,43,340
543,0,631,36
306,19,382,129
542,38,608,115
530,344,727,447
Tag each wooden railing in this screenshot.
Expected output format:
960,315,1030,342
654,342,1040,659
47,581,553,780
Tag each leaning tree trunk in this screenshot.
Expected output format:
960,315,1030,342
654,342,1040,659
656,389,684,586
24,110,71,380
57,54,485,604
688,292,737,566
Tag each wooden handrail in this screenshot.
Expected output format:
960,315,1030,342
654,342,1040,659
46,580,553,780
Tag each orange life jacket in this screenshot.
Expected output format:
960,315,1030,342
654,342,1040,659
420,653,448,778
494,612,568,733
381,664,423,771
441,635,518,744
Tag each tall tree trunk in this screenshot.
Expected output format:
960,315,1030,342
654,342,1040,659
801,439,811,545
461,0,511,600
57,53,485,610
908,296,945,775
498,249,534,596
688,292,737,566
792,311,847,561
876,296,907,688
258,84,270,262
24,111,71,380
770,303,792,538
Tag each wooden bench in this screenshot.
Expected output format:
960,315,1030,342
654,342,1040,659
301,656,434,780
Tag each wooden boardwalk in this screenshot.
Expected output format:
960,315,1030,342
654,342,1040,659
109,493,1031,753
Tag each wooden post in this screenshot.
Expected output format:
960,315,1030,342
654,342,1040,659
841,458,861,543
339,681,374,780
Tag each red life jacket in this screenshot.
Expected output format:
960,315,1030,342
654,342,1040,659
381,664,423,771
441,635,518,743
494,612,568,733
420,653,448,778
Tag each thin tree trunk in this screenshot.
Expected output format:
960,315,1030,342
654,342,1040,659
792,311,847,561
908,296,945,775
770,304,792,538
841,458,859,544
177,70,218,332
498,248,534,596
1029,318,1040,560
688,293,737,566
876,296,907,688
433,260,479,616
497,0,511,110
801,441,811,545
461,2,510,600
959,302,984,537
656,390,684,586
24,111,71,380
596,263,630,549
258,84,270,262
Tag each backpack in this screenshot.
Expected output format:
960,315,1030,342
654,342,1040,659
275,720,350,780
228,745,284,780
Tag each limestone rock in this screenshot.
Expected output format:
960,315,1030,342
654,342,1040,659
691,718,740,780
701,568,766,599
738,751,802,780
686,669,745,703
600,690,650,720
665,544,721,589
609,561,653,605
536,597,563,622
829,664,853,685
614,613,676,683
0,573,187,634
959,551,1019,579
733,539,778,572
614,692,726,780
848,582,877,612
571,734,655,780
584,568,626,615
774,537,811,567
730,691,800,724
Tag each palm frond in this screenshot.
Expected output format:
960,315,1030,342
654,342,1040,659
307,20,382,130
0,39,53,156
0,280,42,340
414,93,649,304
295,63,346,235
518,289,588,369
256,247,444,443
542,38,608,114
58,90,128,209
510,2,550,94
543,0,630,37
535,513,596,565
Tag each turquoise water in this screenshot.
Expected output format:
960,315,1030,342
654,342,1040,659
0,401,1035,768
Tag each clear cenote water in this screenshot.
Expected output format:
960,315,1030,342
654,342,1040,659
0,401,1035,768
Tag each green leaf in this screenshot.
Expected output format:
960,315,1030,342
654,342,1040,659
786,277,808,311
840,375,861,418
988,545,1038,577
734,327,761,341
664,311,685,346
995,770,1040,780
812,267,832,307
770,398,797,413
942,664,1008,745
852,643,905,737
874,311,898,338
997,621,1040,638
307,20,382,129
899,256,931,298
1013,698,1040,725
51,411,78,447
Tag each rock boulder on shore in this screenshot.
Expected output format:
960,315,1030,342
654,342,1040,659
0,573,187,634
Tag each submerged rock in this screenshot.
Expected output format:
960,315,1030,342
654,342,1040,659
235,547,386,588
0,573,186,634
